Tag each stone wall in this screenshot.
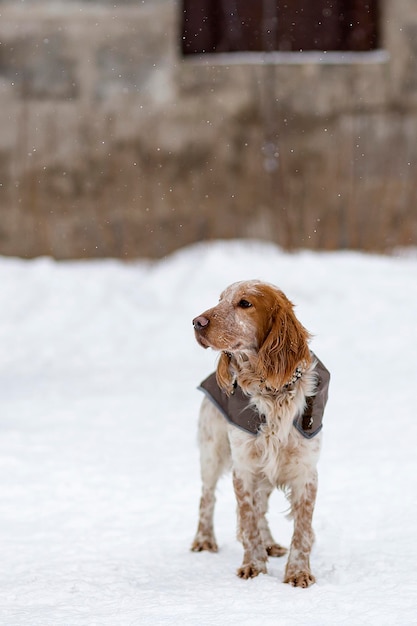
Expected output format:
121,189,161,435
0,0,416,258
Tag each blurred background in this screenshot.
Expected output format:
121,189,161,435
0,0,416,260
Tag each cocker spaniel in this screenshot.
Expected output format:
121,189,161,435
191,280,329,587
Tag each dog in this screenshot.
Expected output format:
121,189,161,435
191,280,329,587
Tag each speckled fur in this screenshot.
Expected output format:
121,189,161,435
191,281,322,587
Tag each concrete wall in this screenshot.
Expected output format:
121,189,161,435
0,0,416,258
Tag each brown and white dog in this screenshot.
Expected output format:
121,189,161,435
191,280,327,587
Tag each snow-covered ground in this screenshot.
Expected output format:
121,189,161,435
0,240,416,626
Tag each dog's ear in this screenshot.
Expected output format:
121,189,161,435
216,351,235,395
256,291,311,389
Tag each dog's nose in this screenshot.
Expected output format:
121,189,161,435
193,315,210,330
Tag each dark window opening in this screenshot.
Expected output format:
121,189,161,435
181,1,380,56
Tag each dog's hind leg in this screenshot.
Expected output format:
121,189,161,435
255,483,287,558
191,398,231,553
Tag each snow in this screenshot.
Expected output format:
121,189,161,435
0,239,416,626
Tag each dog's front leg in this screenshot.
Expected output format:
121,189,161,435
233,471,268,579
284,475,318,588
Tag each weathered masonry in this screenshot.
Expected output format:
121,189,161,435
0,0,416,259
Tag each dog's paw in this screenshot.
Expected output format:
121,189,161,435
266,543,287,558
237,562,267,579
284,570,316,588
191,537,218,553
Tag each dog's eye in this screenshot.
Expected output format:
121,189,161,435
238,299,252,308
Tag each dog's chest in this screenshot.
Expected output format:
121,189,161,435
198,372,314,438
198,373,263,434
230,422,320,487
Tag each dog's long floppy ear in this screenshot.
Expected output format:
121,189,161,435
256,290,311,389
216,351,235,395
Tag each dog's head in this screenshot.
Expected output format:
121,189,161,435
193,280,311,392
